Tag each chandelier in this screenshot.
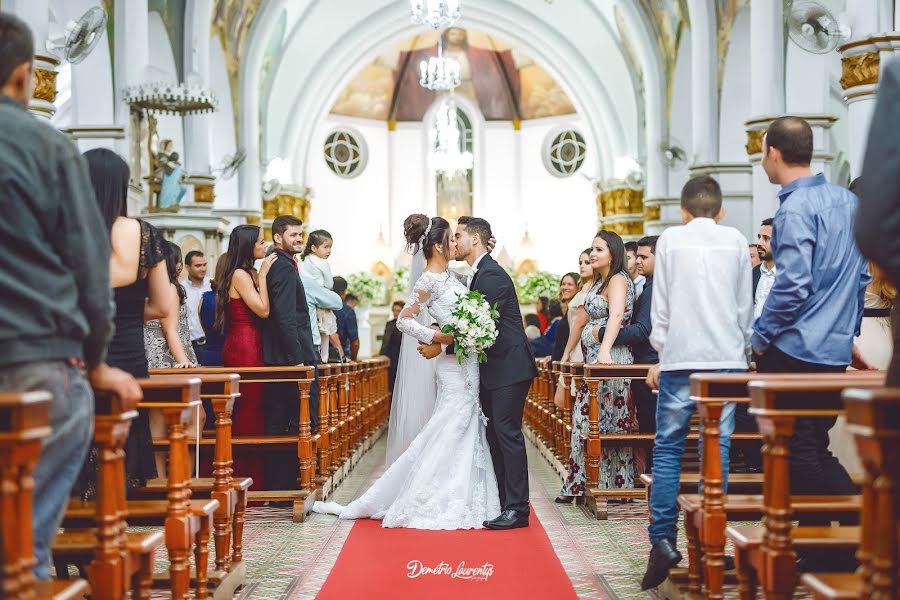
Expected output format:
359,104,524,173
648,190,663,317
123,81,217,115
430,96,472,175
410,0,460,29
419,39,461,91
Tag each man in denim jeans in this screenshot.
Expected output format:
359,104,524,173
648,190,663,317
640,176,753,590
0,13,141,580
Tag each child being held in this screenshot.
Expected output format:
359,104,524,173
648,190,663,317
301,230,345,363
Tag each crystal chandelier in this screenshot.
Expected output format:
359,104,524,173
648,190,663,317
410,0,460,29
419,39,461,91
430,96,472,175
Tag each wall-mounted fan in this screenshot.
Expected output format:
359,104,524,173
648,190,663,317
660,141,688,170
262,179,282,200
625,167,645,191
787,1,851,54
215,149,246,180
46,6,107,64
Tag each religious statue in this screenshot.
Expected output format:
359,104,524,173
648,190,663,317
154,139,186,210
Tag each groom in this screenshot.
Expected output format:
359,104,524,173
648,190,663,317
422,216,538,529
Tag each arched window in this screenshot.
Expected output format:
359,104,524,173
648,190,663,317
436,106,474,220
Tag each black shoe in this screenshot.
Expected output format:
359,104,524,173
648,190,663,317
483,509,529,530
640,539,683,590
555,496,574,504
724,555,735,571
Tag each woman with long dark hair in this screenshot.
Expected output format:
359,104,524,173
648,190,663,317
535,296,550,333
144,241,196,368
557,230,636,503
198,254,228,366
75,148,174,498
218,225,277,488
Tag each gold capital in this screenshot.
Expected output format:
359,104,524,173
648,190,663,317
840,51,879,90
33,67,58,104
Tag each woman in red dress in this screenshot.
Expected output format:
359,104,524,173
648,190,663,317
217,225,278,489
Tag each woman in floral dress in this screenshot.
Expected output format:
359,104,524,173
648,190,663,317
558,230,636,502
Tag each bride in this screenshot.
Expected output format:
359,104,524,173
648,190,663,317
313,214,500,529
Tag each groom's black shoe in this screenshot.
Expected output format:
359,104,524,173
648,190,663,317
640,539,682,590
483,510,529,530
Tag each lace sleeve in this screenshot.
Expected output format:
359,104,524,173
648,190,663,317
137,220,166,280
396,273,438,344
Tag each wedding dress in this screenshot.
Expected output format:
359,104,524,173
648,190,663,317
313,270,500,529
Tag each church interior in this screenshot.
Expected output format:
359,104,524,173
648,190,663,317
2,0,900,599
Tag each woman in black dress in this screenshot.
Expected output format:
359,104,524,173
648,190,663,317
75,148,174,497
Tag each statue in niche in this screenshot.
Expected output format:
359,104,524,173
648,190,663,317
153,139,187,210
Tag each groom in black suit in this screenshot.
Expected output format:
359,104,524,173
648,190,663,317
438,216,538,529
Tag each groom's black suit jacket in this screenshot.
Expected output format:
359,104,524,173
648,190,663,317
449,254,538,390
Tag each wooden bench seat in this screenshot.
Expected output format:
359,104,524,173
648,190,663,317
801,573,862,599
678,493,861,518
65,498,219,523
34,579,90,600
727,525,860,550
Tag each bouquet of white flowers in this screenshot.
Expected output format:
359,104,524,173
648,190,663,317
441,290,500,364
346,271,387,306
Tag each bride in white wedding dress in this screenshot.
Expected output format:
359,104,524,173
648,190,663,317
313,214,500,529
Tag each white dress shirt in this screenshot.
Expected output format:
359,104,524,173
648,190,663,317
753,261,776,319
182,277,211,342
633,274,646,300
650,217,753,371
468,251,489,288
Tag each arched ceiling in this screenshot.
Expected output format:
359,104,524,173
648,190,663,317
330,28,577,122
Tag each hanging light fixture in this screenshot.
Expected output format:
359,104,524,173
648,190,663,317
429,96,473,175
419,37,461,91
410,0,461,29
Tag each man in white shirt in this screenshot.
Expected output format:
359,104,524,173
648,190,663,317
182,250,211,361
641,176,753,591
752,218,776,318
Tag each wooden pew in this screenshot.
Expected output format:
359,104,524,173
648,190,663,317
674,371,882,599
51,386,163,600
724,377,885,600
0,391,89,600
801,386,900,599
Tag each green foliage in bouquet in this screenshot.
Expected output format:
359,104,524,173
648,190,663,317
441,290,500,364
390,266,410,294
516,270,560,304
346,271,387,306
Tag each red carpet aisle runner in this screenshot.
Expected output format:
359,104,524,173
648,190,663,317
316,507,577,599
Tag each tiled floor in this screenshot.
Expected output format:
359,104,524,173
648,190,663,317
129,434,803,599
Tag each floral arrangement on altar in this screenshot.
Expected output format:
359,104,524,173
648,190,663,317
442,290,500,364
390,266,410,295
346,271,387,306
516,270,560,303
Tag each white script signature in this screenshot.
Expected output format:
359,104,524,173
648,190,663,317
406,560,494,582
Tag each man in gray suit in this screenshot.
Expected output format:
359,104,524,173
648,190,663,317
857,57,900,385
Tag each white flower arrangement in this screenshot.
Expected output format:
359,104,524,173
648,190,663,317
346,271,387,306
442,290,500,364
390,266,410,294
516,270,560,304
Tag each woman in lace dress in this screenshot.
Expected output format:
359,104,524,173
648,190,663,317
557,232,636,502
313,214,500,529
144,241,199,475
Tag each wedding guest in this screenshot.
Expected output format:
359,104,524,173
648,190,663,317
752,218,776,317
641,176,752,590
524,314,542,341
301,229,344,363
198,254,227,367
262,215,321,493
334,276,359,361
217,225,277,490
551,273,580,362
857,56,900,385
557,231,636,503
299,271,344,369
182,250,211,360
751,117,871,499
749,243,761,268
531,300,563,357
625,240,646,299
379,301,405,390
554,250,595,412
597,236,659,435
535,296,550,333
0,21,140,579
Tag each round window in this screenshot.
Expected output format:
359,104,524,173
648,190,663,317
544,129,587,177
323,130,366,178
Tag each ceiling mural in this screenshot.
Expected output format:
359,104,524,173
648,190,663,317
715,0,751,95
212,0,263,136
149,0,185,80
330,28,576,122
634,0,690,125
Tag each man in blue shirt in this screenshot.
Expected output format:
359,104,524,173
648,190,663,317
752,116,871,497
333,276,359,361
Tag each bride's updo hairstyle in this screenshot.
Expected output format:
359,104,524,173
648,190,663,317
404,214,451,260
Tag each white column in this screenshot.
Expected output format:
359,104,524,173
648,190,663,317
5,0,57,119
182,0,213,181
746,0,785,229
688,0,719,166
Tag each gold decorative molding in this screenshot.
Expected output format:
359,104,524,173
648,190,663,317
745,128,765,156
33,68,57,104
193,182,215,204
643,204,661,222
245,215,261,225
596,187,644,219
840,51,879,90
263,193,311,223
605,219,645,237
